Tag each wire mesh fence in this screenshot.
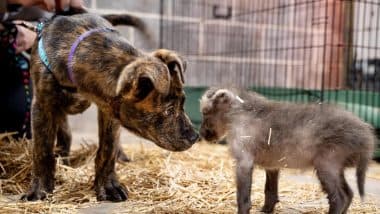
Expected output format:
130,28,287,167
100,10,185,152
154,0,379,131
93,0,379,156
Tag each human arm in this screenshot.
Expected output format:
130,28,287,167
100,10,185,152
6,0,84,12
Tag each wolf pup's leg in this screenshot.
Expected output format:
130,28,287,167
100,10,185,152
236,157,254,214
261,169,280,213
314,159,346,214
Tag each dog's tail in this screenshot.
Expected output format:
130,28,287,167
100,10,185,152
56,7,153,44
102,14,149,35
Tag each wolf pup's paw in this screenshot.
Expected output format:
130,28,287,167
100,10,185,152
96,176,128,202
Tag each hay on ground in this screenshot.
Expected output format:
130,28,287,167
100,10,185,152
0,133,379,213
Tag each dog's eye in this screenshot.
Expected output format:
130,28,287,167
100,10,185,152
164,107,174,116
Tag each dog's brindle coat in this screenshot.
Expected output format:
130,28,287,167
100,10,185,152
22,14,198,201
199,87,375,214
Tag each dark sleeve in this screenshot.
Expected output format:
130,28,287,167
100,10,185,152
0,0,7,21
0,22,17,61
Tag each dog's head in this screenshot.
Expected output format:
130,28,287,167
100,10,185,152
199,87,244,142
115,49,198,151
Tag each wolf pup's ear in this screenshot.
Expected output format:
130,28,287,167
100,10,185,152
116,59,171,101
151,49,187,87
211,89,246,111
213,89,235,104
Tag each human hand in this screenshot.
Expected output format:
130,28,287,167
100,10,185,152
13,21,37,53
53,0,85,12
7,0,84,12
8,0,55,11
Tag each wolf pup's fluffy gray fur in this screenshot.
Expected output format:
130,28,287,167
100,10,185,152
200,87,375,214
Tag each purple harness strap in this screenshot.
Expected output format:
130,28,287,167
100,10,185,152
67,27,114,83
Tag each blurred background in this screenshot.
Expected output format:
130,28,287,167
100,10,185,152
71,0,379,159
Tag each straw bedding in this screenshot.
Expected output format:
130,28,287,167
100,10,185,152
0,133,379,213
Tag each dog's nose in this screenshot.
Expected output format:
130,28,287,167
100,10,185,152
189,132,199,144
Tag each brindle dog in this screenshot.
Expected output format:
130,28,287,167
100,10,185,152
22,13,198,202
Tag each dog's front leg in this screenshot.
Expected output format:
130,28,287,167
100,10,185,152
22,101,58,201
95,108,128,202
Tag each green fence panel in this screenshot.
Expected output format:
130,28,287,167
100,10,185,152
249,87,380,129
184,87,207,128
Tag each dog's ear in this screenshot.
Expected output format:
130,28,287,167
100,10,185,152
116,59,171,101
151,49,186,88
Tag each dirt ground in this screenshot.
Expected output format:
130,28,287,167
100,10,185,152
1,140,379,214
71,106,380,213
1,106,378,214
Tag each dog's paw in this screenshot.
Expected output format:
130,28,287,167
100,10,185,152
96,177,128,202
21,183,48,201
21,189,47,201
20,177,53,201
260,206,274,213
260,201,278,213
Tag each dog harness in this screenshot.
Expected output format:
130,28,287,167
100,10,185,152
37,22,115,83
37,22,52,72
